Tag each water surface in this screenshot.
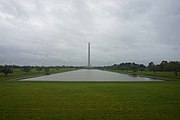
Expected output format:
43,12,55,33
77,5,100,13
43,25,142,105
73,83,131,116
21,69,161,81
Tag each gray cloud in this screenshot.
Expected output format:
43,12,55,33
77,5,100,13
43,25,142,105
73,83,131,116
0,0,180,66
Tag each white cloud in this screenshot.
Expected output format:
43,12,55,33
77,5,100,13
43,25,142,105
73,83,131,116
0,0,180,66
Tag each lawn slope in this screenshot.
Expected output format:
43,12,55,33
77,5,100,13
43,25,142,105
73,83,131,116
0,81,179,120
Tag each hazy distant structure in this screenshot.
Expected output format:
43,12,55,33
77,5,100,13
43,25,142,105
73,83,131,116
88,42,90,68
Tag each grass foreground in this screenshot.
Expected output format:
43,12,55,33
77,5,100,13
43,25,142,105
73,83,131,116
0,81,180,120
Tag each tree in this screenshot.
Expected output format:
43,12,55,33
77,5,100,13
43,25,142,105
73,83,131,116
138,64,146,72
148,62,156,74
36,66,42,73
44,67,50,75
0,65,2,72
22,66,31,75
160,60,168,71
130,63,138,72
119,63,126,71
112,64,118,70
167,61,180,76
0,65,13,77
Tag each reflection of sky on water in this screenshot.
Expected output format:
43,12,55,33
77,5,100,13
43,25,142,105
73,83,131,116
21,69,162,82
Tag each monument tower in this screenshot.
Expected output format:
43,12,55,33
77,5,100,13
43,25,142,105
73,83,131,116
88,42,90,68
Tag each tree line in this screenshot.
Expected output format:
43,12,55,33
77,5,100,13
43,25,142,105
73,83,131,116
96,61,180,76
1,61,180,77
0,65,79,77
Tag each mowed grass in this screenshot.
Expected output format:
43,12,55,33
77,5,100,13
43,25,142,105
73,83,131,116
110,70,180,81
0,81,179,120
0,68,77,81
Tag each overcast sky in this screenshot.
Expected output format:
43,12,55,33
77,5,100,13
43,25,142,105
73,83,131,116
0,0,180,66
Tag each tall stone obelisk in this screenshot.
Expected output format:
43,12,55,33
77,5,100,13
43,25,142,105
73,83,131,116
88,42,90,68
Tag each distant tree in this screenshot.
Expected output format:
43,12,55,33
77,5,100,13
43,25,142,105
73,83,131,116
22,66,31,75
118,62,132,71
148,62,156,74
113,64,119,70
44,67,50,75
0,65,13,77
0,65,2,71
119,63,126,71
138,64,146,72
160,60,168,71
167,61,180,76
36,66,42,73
156,64,161,71
130,63,138,72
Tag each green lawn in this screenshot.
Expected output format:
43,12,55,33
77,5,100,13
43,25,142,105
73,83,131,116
0,68,77,81
109,70,180,81
0,81,179,120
